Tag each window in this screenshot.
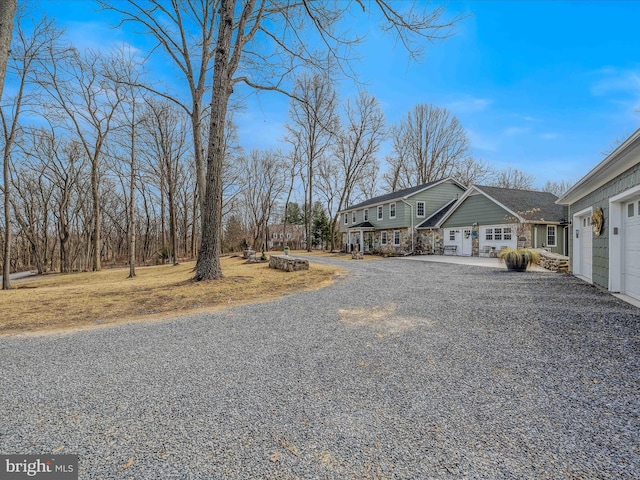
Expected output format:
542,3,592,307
344,213,348,225
449,230,456,241
272,233,277,239
364,209,369,222
503,227,512,241
494,227,503,241
381,231,388,245
389,203,396,219
485,228,493,241
352,211,356,223
629,202,635,218
416,201,425,217
393,231,401,246
286,233,291,239
377,205,383,220
547,225,557,247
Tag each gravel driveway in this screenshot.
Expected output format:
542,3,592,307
1,257,639,479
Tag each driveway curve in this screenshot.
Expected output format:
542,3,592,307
1,257,639,479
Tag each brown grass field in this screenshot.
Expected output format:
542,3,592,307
0,254,348,336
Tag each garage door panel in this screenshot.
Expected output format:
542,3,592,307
623,198,640,300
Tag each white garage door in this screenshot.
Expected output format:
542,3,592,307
480,225,517,251
624,198,640,300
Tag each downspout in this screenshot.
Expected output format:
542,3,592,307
401,199,414,254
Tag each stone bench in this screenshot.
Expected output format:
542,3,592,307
269,255,309,272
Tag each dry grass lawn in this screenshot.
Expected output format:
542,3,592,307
0,256,344,335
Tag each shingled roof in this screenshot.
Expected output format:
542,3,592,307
473,185,567,223
341,178,461,212
417,199,457,229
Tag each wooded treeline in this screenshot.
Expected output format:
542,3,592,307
1,1,566,283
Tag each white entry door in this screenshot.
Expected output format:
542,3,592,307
623,198,640,300
578,214,593,281
461,228,473,256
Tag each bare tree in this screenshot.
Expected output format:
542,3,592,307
26,128,87,273
490,167,536,190
542,179,572,197
140,100,189,266
2,15,59,288
100,0,219,217
320,91,385,250
239,149,286,250
36,46,126,271
383,103,469,190
0,0,16,101
286,73,339,252
452,157,495,187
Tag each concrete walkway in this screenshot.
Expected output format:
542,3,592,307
396,254,550,272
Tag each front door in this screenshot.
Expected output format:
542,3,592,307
462,228,473,256
575,213,593,281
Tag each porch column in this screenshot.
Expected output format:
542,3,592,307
347,230,351,252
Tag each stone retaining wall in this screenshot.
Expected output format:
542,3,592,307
537,250,569,273
269,255,309,272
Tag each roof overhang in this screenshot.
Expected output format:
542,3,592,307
556,128,640,205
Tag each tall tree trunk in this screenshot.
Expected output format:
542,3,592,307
128,103,136,278
2,148,11,288
0,0,16,289
91,154,101,271
194,0,234,281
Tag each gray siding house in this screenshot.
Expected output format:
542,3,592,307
338,178,466,254
435,185,569,256
556,128,640,303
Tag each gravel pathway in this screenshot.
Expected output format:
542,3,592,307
1,257,639,479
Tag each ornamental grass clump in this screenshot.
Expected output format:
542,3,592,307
498,248,540,271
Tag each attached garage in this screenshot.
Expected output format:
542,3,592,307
557,128,640,306
623,197,640,300
608,188,640,302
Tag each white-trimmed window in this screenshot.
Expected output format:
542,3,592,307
494,227,503,241
449,230,456,241
344,213,348,225
286,233,291,239
547,225,557,247
485,228,493,241
389,203,396,219
629,202,636,218
503,227,512,241
377,205,383,220
272,232,277,239
416,201,425,217
352,211,356,223
381,231,388,245
393,230,401,246
364,209,369,222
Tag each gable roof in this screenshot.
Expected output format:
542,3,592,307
556,128,640,205
437,184,566,227
339,177,465,212
417,199,457,229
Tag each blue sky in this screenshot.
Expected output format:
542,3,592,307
28,0,640,190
